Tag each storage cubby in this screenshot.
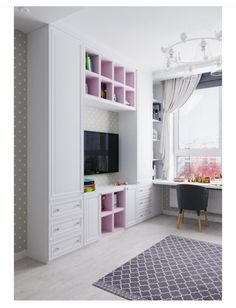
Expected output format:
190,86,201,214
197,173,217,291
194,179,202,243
84,48,136,111
100,190,125,236
114,190,125,208
100,81,113,100
101,193,113,212
85,50,100,74
114,86,124,104
86,76,99,97
126,71,135,88
114,211,125,229
114,66,125,84
125,90,135,106
101,214,113,234
101,59,113,79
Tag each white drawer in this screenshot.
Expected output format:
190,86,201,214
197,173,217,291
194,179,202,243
50,232,83,259
50,215,82,239
137,185,152,198
138,195,152,207
137,202,152,213
137,207,152,220
50,199,82,219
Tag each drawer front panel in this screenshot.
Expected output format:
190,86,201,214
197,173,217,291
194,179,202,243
137,185,152,199
50,215,82,239
137,207,152,220
50,199,82,218
50,233,83,258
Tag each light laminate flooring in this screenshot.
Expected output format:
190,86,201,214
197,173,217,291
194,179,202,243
15,215,222,300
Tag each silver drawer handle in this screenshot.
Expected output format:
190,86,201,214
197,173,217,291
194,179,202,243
54,247,60,251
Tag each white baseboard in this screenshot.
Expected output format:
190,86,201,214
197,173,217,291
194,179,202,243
14,250,27,261
163,209,222,223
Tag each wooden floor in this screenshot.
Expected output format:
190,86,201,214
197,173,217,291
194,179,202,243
14,215,222,300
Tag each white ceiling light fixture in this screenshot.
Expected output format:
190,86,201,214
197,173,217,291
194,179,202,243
161,31,222,76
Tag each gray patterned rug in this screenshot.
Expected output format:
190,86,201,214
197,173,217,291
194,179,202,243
93,235,222,300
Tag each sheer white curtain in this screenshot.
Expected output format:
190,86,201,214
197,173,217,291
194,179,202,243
160,74,201,179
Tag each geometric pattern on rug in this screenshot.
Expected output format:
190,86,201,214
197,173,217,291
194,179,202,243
93,235,222,300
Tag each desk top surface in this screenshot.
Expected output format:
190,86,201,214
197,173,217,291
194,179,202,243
153,179,222,190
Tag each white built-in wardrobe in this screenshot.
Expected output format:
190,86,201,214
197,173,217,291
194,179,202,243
27,25,161,263
28,26,83,262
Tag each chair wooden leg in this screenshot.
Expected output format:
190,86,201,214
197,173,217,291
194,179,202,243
176,209,183,229
176,214,181,229
181,209,184,223
197,215,202,232
205,209,208,226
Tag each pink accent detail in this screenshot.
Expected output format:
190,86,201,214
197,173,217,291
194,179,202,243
102,214,113,233
114,86,124,104
114,211,124,228
115,190,125,208
126,71,135,88
86,76,99,97
101,193,113,211
101,60,113,79
126,90,135,106
114,66,124,84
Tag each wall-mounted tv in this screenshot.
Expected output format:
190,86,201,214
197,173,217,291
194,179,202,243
84,131,119,175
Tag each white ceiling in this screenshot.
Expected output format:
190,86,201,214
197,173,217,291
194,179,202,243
14,7,84,33
15,6,221,70
59,7,222,70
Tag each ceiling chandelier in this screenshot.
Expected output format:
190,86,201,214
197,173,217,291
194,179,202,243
161,31,222,76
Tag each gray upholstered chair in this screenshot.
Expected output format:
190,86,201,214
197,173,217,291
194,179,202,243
176,184,209,232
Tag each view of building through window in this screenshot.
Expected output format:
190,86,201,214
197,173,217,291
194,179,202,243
175,86,222,178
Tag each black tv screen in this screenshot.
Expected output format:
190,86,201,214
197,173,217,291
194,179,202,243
84,131,119,175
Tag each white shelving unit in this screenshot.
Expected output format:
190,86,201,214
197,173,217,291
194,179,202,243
152,97,163,179
84,48,136,112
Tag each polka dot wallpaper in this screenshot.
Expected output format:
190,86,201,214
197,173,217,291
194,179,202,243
14,30,27,253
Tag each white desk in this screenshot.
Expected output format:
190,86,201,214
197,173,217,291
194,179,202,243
153,179,222,217
153,179,222,190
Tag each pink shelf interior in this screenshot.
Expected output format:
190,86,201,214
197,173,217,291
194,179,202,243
114,211,124,228
114,66,124,84
126,71,135,88
86,76,99,97
101,81,113,100
101,193,113,211
114,191,125,208
125,90,135,107
85,51,100,74
102,214,113,233
101,59,113,79
114,86,124,104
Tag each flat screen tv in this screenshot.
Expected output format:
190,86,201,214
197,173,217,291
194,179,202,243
84,131,119,175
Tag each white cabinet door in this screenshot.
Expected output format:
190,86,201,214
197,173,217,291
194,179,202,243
84,194,101,245
50,28,81,200
125,186,137,228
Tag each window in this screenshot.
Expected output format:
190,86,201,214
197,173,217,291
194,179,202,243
174,85,222,178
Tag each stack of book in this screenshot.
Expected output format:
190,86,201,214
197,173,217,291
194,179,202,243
84,178,95,192
85,52,93,72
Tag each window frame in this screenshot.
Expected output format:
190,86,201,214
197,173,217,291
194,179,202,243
173,86,222,177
